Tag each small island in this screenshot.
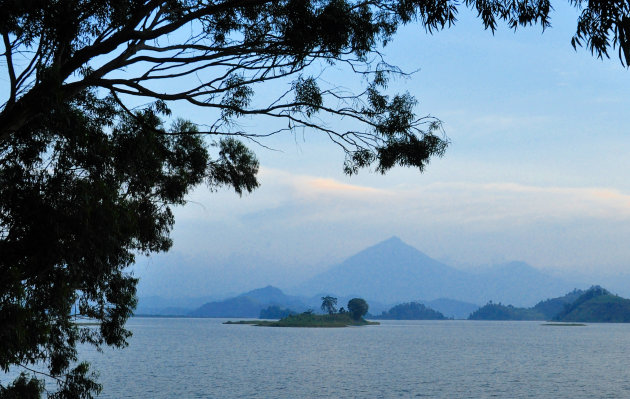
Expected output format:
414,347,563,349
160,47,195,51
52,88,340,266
552,286,630,323
225,297,379,327
373,301,447,320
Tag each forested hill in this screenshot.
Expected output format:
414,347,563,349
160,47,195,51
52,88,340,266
374,302,447,320
468,302,545,321
553,286,630,323
468,289,587,321
533,289,585,320
468,286,630,322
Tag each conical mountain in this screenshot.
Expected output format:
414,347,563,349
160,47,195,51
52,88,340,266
296,237,467,303
294,237,577,306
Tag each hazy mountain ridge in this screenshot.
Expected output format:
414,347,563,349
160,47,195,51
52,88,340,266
151,285,478,319
295,237,579,306
138,237,586,316
136,295,226,316
147,285,630,322
293,237,468,303
188,285,310,317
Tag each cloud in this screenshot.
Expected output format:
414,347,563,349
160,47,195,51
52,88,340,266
177,167,630,231
299,176,387,196
249,172,630,224
398,182,630,227
258,167,389,197
161,168,630,279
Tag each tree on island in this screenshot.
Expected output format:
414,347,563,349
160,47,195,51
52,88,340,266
321,296,338,315
347,298,369,320
2,0,629,397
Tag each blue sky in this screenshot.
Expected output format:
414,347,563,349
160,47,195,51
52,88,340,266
134,3,630,298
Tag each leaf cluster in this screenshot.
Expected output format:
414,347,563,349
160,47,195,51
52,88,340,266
0,90,258,396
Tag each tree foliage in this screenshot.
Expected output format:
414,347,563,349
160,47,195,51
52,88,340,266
0,93,257,397
347,298,369,320
0,0,456,175
0,0,628,397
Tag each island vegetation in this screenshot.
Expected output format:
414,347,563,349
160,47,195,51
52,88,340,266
374,302,447,320
468,302,545,321
553,286,630,323
226,297,378,327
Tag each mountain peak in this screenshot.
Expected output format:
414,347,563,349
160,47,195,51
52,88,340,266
241,285,284,297
363,236,434,260
383,236,403,244
369,236,415,252
296,237,576,305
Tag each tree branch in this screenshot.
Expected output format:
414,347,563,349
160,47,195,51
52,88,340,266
2,32,17,106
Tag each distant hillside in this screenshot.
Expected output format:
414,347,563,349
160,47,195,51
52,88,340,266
295,237,465,303
468,261,577,306
189,286,308,317
374,302,447,320
189,296,263,318
259,305,297,319
553,286,630,323
295,237,577,306
533,289,585,320
136,295,223,316
468,302,545,321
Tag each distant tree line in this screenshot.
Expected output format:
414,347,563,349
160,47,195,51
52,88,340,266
375,302,447,320
468,286,630,322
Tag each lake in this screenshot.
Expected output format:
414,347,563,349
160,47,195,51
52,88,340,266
15,318,630,398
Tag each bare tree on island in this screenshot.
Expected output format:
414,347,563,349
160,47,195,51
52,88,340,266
1,0,629,397
321,296,338,315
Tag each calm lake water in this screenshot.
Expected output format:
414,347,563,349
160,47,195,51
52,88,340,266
15,318,630,398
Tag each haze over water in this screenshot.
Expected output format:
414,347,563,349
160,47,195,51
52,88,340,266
80,318,630,398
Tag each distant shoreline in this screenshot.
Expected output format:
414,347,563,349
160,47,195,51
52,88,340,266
224,314,380,327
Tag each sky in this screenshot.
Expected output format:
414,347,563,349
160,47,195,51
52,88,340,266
3,4,630,298
132,3,630,298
